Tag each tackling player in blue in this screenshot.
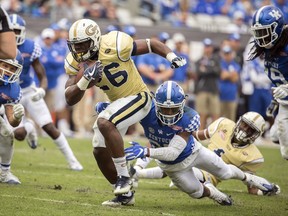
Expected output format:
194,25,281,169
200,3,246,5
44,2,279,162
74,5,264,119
249,5,288,159
97,81,274,206
0,50,25,184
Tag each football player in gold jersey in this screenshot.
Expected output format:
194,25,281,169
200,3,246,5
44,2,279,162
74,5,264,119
130,112,280,196
64,19,187,206
193,111,280,195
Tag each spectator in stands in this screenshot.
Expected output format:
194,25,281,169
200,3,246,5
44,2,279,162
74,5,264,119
1,0,24,13
226,10,249,34
139,0,158,21
191,0,224,15
246,56,273,123
158,32,170,44
228,33,244,69
195,38,221,130
83,2,104,19
50,0,82,22
105,24,121,33
49,20,75,137
123,25,138,63
159,0,180,20
219,45,241,122
39,28,58,113
228,33,246,119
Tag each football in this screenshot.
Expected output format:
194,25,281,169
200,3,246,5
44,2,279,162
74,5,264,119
76,61,98,88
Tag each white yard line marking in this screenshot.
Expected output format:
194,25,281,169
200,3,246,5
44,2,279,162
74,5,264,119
1,194,176,215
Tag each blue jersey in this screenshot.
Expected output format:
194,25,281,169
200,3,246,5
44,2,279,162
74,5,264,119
140,102,200,165
18,38,42,88
40,43,66,89
137,53,171,85
264,46,288,101
0,82,22,105
219,59,241,101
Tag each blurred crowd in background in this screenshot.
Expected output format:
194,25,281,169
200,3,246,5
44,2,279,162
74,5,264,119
2,0,288,29
2,0,286,139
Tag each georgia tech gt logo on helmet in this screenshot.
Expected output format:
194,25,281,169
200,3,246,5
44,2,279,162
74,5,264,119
85,24,97,36
67,19,101,62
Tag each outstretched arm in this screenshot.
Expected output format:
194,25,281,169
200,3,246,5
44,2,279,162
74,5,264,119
125,132,190,162
134,39,186,69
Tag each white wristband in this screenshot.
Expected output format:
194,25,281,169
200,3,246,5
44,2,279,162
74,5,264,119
166,52,177,62
76,77,90,91
146,39,152,53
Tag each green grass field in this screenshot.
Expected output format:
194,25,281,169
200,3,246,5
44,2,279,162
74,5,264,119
1,137,287,216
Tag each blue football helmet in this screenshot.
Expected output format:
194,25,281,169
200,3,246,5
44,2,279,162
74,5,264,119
154,81,186,126
0,50,23,83
251,5,284,48
9,14,26,45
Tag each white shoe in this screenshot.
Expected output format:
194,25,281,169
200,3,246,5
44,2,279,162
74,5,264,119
205,182,233,206
0,170,21,184
68,160,83,171
114,176,133,195
244,173,270,192
102,191,135,207
26,119,38,149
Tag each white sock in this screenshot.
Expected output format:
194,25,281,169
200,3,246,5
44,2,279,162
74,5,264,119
137,167,164,179
54,132,76,162
112,157,129,177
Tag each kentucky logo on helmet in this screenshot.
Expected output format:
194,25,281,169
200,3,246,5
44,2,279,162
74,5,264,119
269,9,282,20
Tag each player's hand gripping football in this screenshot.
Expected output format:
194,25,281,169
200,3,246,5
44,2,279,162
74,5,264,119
83,60,103,83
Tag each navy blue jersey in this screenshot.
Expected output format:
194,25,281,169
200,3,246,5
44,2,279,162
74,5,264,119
140,102,200,165
18,38,42,88
264,46,288,86
0,82,22,104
